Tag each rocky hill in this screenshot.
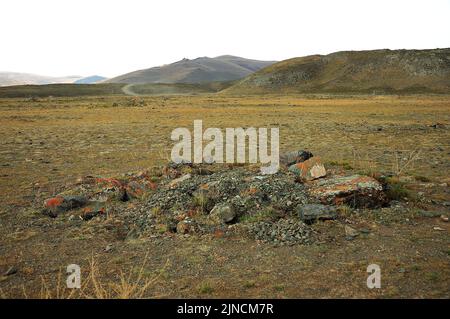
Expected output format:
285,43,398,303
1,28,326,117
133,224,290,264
224,49,450,94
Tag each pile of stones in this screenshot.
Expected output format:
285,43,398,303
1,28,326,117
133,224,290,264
247,218,314,245
41,150,389,245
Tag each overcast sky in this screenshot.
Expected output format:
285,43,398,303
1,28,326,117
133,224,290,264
1,0,449,78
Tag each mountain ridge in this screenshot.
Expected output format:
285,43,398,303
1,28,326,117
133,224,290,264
74,75,107,84
105,56,277,84
0,72,83,87
224,48,450,94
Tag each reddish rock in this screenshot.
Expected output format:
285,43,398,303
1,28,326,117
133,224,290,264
43,195,88,217
81,201,107,220
148,181,158,191
125,181,146,199
162,166,180,179
95,177,123,188
93,177,128,201
176,220,194,234
308,174,387,208
125,179,158,199
289,157,326,181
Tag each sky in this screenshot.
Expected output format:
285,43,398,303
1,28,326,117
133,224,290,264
1,0,449,78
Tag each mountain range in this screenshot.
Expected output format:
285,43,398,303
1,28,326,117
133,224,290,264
105,56,277,84
74,75,107,84
0,73,106,86
1,49,449,94
0,72,84,86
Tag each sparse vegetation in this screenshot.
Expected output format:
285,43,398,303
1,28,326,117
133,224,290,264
384,177,410,201
240,207,279,223
191,192,210,213
0,83,125,98
198,281,214,294
0,93,449,298
224,49,450,95
4,255,167,299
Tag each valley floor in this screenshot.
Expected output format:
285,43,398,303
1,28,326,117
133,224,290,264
0,94,449,298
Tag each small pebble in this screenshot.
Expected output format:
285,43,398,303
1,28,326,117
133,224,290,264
4,266,17,276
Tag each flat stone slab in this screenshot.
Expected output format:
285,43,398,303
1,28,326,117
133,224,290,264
307,174,387,208
297,204,337,222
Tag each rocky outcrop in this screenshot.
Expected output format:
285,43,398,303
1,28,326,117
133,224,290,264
209,204,236,224
41,156,390,244
280,150,313,166
307,174,387,208
43,195,88,217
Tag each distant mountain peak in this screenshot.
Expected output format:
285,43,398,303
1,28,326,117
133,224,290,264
106,56,277,84
0,72,84,86
74,75,106,84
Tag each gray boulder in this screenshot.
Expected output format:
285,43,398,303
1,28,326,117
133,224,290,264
209,204,236,224
297,204,337,222
280,150,313,166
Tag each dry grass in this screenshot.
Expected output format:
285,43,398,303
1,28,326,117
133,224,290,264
7,254,169,299
0,94,448,206
0,94,449,299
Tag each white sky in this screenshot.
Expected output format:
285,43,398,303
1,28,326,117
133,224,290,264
1,0,449,78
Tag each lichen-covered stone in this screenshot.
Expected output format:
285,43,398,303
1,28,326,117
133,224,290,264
176,219,195,234
209,204,236,224
169,174,192,189
81,201,107,220
297,204,337,222
280,150,313,166
308,174,387,208
288,157,326,181
43,195,88,217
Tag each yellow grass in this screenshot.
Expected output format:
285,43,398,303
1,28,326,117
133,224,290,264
0,94,449,206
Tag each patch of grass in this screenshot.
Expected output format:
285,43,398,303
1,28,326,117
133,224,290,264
243,280,256,289
150,207,163,217
239,207,278,223
384,177,410,200
0,83,125,98
425,272,440,283
341,162,353,170
16,254,168,299
198,281,214,294
337,204,352,218
273,284,285,292
327,160,353,170
191,192,210,213
410,264,421,271
414,175,432,182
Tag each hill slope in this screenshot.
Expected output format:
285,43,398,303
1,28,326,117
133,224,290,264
0,84,125,98
224,49,450,94
0,72,83,86
74,75,106,84
0,81,235,98
106,56,276,84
